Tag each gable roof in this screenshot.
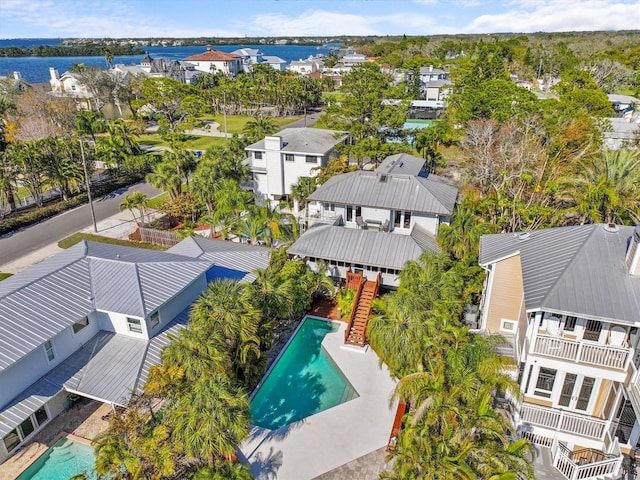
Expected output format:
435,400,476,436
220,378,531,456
184,50,241,62
168,236,271,283
287,224,439,270
309,170,458,216
479,224,640,324
377,153,426,176
0,241,211,371
245,128,348,155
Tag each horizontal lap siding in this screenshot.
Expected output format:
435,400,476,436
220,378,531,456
486,255,524,333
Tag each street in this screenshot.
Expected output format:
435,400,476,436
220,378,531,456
0,181,161,267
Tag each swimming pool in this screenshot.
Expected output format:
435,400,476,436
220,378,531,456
250,317,359,430
16,437,96,480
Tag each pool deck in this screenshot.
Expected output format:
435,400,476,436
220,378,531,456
240,316,398,480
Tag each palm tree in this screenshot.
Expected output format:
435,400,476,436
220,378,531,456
169,374,250,464
242,115,278,143
118,191,148,226
559,148,640,224
438,202,498,260
146,161,182,200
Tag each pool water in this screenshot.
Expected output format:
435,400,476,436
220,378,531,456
17,437,96,480
250,318,359,430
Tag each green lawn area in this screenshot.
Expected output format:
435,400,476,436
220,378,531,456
147,192,168,209
58,232,167,251
0,272,13,281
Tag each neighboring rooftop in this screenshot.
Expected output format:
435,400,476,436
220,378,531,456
288,224,439,271
245,127,348,155
377,153,427,177
183,49,241,62
0,240,212,371
479,224,640,324
308,170,458,216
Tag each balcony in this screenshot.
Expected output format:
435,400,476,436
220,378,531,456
551,435,622,480
533,334,631,370
519,404,609,440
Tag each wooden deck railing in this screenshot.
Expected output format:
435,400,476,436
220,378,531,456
344,278,365,343
386,401,407,452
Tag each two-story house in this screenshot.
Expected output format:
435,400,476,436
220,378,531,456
244,128,349,203
0,237,269,464
478,223,640,480
183,48,243,76
49,67,93,110
231,48,287,72
288,153,459,288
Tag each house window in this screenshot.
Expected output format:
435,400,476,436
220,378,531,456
34,407,48,427
356,206,362,218
346,205,353,222
501,320,516,332
3,429,20,452
564,316,577,332
127,317,143,334
324,203,335,212
254,151,263,160
44,340,55,362
72,316,89,334
305,155,318,164
534,367,557,398
19,417,35,439
150,311,160,329
394,211,402,228
404,211,412,229
284,153,294,162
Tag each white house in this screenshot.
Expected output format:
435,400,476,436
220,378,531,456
231,48,287,72
0,238,269,464
288,153,459,287
183,48,243,76
288,56,325,75
245,128,349,203
478,223,640,479
49,67,93,109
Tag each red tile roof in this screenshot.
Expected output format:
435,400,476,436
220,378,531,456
184,50,241,62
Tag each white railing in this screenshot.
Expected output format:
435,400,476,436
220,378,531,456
533,334,631,370
552,437,622,480
520,404,607,440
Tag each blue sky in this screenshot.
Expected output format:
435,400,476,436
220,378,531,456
1,0,638,39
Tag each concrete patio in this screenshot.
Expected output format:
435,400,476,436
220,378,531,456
240,316,399,480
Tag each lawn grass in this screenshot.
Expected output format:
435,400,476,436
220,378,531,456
0,272,13,281
58,232,167,251
147,192,168,209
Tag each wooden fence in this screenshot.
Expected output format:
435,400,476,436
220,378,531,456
138,227,180,247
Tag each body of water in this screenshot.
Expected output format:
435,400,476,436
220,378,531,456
0,39,337,83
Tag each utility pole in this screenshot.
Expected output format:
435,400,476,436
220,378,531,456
79,139,98,233
223,91,228,138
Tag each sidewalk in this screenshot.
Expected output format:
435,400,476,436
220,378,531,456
1,209,160,274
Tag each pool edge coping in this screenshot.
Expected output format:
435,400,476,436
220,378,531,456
12,432,83,479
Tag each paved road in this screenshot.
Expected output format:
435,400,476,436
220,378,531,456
0,181,161,266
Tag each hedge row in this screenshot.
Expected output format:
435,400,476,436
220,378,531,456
0,173,145,237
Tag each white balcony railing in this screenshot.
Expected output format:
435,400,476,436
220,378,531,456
520,404,608,440
533,334,631,370
551,434,622,480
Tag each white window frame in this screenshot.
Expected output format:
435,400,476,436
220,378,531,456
284,153,294,162
305,155,318,164
254,151,263,160
500,320,516,332
127,317,143,334
533,366,557,399
43,340,55,362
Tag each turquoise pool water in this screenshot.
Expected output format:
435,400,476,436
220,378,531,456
17,437,96,480
250,318,359,430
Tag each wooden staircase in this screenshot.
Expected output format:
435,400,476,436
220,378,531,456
344,270,381,347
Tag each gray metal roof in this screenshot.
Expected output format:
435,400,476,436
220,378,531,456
0,241,211,371
287,225,439,270
309,170,458,215
245,128,348,155
377,153,426,176
0,331,147,436
479,224,640,324
168,236,271,283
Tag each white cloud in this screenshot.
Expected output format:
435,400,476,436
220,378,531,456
463,1,640,33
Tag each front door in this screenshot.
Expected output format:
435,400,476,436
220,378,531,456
557,373,596,412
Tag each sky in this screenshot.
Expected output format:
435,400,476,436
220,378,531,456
0,0,638,39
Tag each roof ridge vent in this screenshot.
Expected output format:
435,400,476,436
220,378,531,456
516,231,531,241
603,223,619,233
379,174,388,182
